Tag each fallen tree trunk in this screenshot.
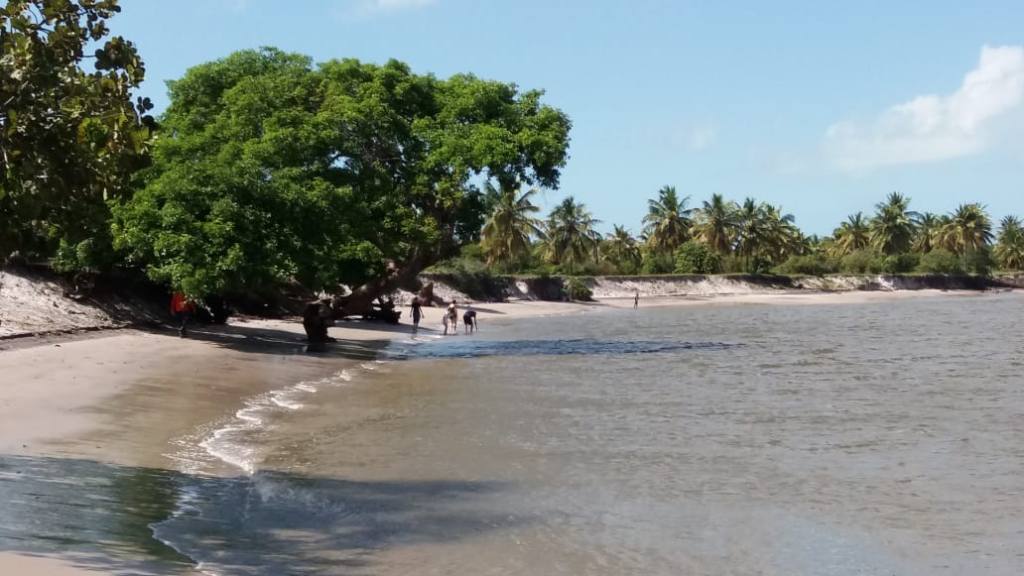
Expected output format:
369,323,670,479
337,253,428,317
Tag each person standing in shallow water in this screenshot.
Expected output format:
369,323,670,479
410,296,424,336
444,300,458,335
463,305,477,334
634,290,639,310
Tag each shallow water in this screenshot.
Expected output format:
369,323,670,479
23,293,1024,575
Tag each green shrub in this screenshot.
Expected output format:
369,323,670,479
839,250,883,274
881,253,920,274
719,254,749,274
774,255,836,276
458,243,486,262
961,247,994,276
640,249,675,274
674,241,722,274
916,249,963,274
565,277,593,301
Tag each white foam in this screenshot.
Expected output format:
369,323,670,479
270,394,303,410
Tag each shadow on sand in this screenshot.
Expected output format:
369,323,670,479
0,454,526,575
142,320,395,361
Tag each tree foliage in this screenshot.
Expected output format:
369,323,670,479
0,0,154,267
542,196,600,274
642,185,691,254
674,240,721,274
831,213,870,257
870,192,917,255
601,225,642,274
994,215,1024,271
480,184,543,272
692,193,738,255
112,49,571,296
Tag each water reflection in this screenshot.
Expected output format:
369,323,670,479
0,455,523,575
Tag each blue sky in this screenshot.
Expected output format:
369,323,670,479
113,1,1023,235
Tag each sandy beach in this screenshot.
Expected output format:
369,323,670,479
0,289,1011,574
0,297,591,575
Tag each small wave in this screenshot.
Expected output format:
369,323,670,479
269,393,303,410
156,336,445,573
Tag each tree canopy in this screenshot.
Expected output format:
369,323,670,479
0,0,154,267
112,48,571,297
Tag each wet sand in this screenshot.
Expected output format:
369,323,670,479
0,290,1008,574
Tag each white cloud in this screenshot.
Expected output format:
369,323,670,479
687,125,717,151
824,45,1024,171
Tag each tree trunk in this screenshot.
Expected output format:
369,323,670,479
339,252,428,316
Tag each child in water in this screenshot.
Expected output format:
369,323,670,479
444,300,458,335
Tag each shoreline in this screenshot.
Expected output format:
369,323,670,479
0,288,1017,574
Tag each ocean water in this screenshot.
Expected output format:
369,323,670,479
101,294,1024,573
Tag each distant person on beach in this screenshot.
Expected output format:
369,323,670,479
444,300,458,335
170,292,195,338
463,305,477,334
634,291,639,310
410,296,424,336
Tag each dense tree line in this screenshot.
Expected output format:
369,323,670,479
3,1,1021,313
475,188,1024,277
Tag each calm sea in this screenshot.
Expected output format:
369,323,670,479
16,292,1024,575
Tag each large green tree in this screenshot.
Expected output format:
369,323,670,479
112,49,571,300
0,0,154,266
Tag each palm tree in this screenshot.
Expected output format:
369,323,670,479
931,214,957,252
734,198,765,268
870,192,917,255
831,212,871,257
994,215,1024,271
480,186,544,271
940,203,994,255
912,212,942,253
692,194,738,255
642,186,693,254
602,225,642,274
760,204,800,263
543,196,601,273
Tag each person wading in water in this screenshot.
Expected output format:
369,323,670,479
444,300,458,335
410,296,424,336
463,304,477,334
